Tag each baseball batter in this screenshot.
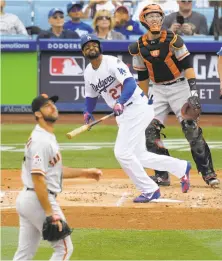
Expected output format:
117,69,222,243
129,4,220,187
13,94,102,260
81,34,191,203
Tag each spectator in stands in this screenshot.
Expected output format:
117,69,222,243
38,8,79,39
83,0,117,19
133,0,178,21
115,0,137,16
209,17,222,36
163,0,208,35
92,9,125,39
0,0,28,35
218,47,222,99
64,1,93,37
114,5,144,38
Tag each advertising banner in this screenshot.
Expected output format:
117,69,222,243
1,52,38,110
1,40,37,52
40,51,222,113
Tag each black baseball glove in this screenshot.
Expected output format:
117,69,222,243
181,96,202,120
42,216,73,242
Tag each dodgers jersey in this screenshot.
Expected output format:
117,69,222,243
84,55,142,108
21,125,62,193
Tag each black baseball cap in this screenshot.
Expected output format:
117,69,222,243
31,94,59,113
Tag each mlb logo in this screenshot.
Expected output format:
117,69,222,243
50,56,85,76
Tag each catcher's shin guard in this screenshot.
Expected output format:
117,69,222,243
145,119,170,186
181,120,219,186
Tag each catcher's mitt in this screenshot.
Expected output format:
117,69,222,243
42,216,73,242
181,96,201,121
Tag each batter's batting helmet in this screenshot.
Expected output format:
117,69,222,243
80,34,102,52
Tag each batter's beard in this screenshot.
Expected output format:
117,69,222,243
86,50,101,60
43,115,58,123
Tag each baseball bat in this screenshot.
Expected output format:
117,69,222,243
66,112,114,139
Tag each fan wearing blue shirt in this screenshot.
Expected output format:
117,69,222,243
64,1,93,37
114,6,144,39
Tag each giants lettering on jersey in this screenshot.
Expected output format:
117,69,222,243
90,75,115,94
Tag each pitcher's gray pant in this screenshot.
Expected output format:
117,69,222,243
13,189,73,260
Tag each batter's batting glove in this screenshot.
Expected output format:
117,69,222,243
83,112,95,124
113,103,124,116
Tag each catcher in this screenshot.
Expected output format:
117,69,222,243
13,94,102,261
129,4,220,187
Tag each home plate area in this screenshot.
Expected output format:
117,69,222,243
1,169,222,230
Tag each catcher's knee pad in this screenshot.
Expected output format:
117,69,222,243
145,119,170,156
181,120,216,181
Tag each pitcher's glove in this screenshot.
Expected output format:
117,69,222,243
42,215,73,242
181,96,201,120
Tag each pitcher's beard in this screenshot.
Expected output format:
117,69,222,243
43,115,58,123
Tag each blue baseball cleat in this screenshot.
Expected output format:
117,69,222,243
181,161,191,193
133,189,161,203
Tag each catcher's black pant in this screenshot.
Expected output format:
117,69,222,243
13,189,73,260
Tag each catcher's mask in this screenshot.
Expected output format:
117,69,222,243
139,4,164,34
81,34,103,53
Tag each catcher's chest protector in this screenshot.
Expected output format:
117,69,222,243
138,30,182,83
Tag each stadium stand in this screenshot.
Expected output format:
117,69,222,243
4,0,33,27
3,1,221,36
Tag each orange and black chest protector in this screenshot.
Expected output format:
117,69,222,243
138,30,182,83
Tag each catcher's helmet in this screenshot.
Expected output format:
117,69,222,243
139,4,164,34
81,34,102,52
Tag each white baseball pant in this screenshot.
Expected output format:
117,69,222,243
114,94,188,193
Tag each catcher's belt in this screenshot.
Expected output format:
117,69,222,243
162,77,185,86
26,187,57,198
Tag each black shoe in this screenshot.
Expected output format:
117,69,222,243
208,178,220,187
202,172,220,187
150,173,170,186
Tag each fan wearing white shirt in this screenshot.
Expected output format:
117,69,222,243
0,0,28,35
83,0,117,19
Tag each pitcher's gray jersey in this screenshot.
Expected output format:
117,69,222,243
22,125,62,193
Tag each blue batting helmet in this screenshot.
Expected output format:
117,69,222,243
80,34,102,52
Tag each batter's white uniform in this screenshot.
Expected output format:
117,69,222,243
84,55,188,193
13,125,73,261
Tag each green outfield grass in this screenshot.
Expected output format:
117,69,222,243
1,227,222,260
1,124,222,169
